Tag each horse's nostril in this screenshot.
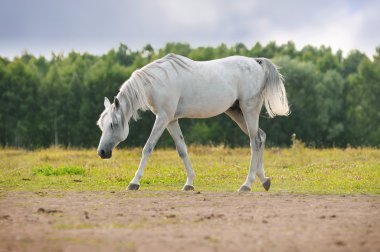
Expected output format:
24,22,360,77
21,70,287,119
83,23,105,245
98,149,112,159
99,149,105,157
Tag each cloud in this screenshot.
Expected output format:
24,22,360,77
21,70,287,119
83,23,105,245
0,0,379,58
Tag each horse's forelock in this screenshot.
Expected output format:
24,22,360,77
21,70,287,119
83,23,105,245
97,107,112,130
97,111,106,130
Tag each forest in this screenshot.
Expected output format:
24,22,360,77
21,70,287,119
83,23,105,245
0,41,379,148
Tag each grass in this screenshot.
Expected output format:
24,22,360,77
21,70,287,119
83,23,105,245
33,165,86,176
0,145,379,194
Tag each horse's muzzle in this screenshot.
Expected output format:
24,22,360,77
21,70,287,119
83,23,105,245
98,149,112,159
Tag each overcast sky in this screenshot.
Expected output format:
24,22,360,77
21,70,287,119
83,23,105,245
0,0,379,59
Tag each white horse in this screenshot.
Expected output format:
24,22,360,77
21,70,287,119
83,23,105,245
97,54,289,192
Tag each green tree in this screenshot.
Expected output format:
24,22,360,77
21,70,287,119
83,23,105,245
346,48,380,146
1,57,40,146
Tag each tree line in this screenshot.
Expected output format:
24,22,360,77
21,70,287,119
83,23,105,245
0,41,379,148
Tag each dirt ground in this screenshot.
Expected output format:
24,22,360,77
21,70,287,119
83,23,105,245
0,191,379,252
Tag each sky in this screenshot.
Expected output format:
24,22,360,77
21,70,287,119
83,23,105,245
0,0,379,59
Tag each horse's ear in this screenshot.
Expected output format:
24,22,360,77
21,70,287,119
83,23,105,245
114,97,120,109
104,97,111,108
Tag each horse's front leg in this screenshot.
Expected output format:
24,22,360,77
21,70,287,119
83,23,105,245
167,120,195,191
127,114,169,190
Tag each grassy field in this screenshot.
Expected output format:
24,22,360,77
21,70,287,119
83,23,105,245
0,146,379,194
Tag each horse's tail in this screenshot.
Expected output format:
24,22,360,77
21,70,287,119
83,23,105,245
258,58,290,118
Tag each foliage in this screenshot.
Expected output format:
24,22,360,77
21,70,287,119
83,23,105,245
0,147,379,194
0,42,379,147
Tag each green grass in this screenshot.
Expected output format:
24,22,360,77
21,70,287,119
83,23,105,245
0,146,379,194
33,165,86,176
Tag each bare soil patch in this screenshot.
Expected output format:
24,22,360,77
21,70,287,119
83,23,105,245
0,191,379,252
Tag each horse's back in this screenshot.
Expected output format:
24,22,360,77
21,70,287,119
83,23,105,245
185,55,265,98
172,56,264,118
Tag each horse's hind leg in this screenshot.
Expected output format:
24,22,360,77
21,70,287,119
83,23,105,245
238,100,271,192
255,129,270,190
167,120,195,191
225,109,248,136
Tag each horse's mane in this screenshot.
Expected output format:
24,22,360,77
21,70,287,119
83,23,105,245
118,54,190,120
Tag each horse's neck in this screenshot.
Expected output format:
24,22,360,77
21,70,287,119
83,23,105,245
117,84,150,121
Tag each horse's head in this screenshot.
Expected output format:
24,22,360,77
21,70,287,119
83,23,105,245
97,97,129,159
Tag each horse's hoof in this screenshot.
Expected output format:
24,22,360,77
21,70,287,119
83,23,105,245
182,185,194,191
127,183,140,191
238,185,251,192
262,178,271,191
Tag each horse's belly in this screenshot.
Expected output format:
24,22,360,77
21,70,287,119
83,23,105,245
176,88,237,118
181,104,229,118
